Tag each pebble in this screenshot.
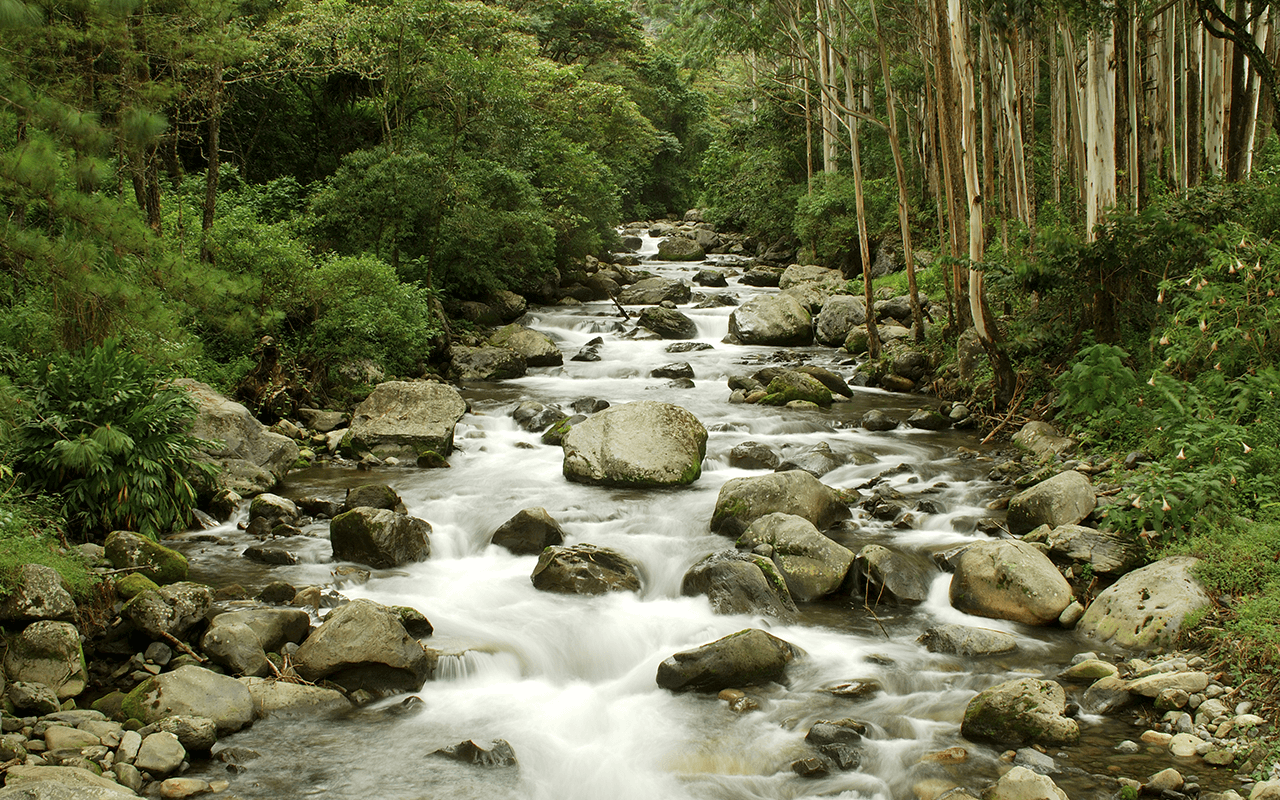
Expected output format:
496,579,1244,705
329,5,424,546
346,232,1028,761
1141,730,1173,746
1146,768,1186,793
1115,741,1141,754
1236,701,1255,716
1169,733,1204,757
160,778,210,798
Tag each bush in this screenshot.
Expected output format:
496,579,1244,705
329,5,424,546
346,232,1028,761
794,172,897,272
6,339,217,540
0,484,96,600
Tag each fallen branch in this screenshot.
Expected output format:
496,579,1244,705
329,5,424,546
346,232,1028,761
607,291,630,321
159,631,206,664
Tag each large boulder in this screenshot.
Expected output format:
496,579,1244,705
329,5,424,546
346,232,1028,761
449,346,527,382
340,483,405,514
489,324,563,367
2,621,86,699
330,508,431,569
1043,524,1139,575
656,236,705,262
0,565,74,623
815,296,868,346
488,289,527,322
200,609,311,678
1077,556,1212,649
122,583,213,640
736,514,854,603
656,629,801,693
121,665,254,735
728,294,812,346
292,600,433,695
711,471,850,537
779,264,843,291
949,540,1072,626
637,307,698,339
849,545,932,604
490,508,565,555
174,379,298,496
618,278,691,306
530,544,641,595
960,677,1080,746
104,531,188,585
0,767,140,799
345,381,467,461
562,401,707,487
1014,422,1078,460
247,493,298,528
1006,470,1096,534
681,551,796,617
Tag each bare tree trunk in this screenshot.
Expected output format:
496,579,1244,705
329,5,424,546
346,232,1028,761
1085,24,1118,240
816,0,839,174
843,68,880,360
933,0,969,329
200,85,223,264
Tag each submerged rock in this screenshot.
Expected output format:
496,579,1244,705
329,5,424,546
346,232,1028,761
431,739,518,767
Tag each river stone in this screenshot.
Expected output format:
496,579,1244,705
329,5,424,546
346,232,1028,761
711,470,850,537
1081,675,1132,714
651,362,694,380
728,294,812,346
637,306,698,339
0,766,141,799
175,379,298,495
122,582,213,640
1014,422,1078,460
960,678,1080,746
490,508,565,555
681,550,796,617
247,493,298,528
200,609,311,677
531,544,641,595
561,401,707,487
1058,659,1119,681
3,621,86,700
293,599,432,695
134,731,185,777
737,513,854,603
432,739,518,767
656,236,704,262
656,629,801,693
815,296,868,346
742,266,783,286
0,564,74,623
330,508,431,569
779,264,842,290
449,346,527,381
860,409,898,431
104,532,188,585
1006,470,1096,534
917,624,1018,656
906,408,950,431
759,371,832,407
618,277,691,305
729,441,780,471
1043,524,1138,574
894,351,931,384
693,269,727,287
489,324,563,367
138,716,216,753
987,766,1068,800
122,665,253,735
8,681,59,714
777,443,842,478
239,677,352,718
795,366,853,398
341,484,405,514
949,540,1072,626
346,381,467,460
1127,671,1210,697
850,545,932,604
43,725,100,751
1077,556,1212,649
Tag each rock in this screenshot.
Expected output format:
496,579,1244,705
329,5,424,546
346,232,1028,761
849,544,933,604
948,540,1073,625
43,726,100,751
562,401,707,487
1127,671,1210,697
693,269,727,287
1006,471,1096,534
512,402,564,432
292,600,432,695
906,408,950,431
159,778,209,799
1014,422,1077,460
736,513,853,602
1251,782,1280,800
681,551,796,617
759,371,832,407
879,374,915,392
780,264,843,290
138,716,217,753
488,289,527,322
986,766,1068,800
134,731,185,777
572,338,603,362
656,236,705,262
8,681,60,714
1042,524,1138,574
729,441,780,471
297,408,346,433
815,296,867,346
1077,556,1212,649
122,582,213,639
175,379,298,495
1169,732,1203,756
917,624,1018,656
637,306,698,339
893,351,931,384
238,677,352,718
656,629,801,693
0,765,140,798
200,608,310,677
711,471,850,537
490,508,565,555
1080,675,1132,714
104,532,188,585
489,324,563,367
431,739,518,767
618,277,691,305
1146,768,1185,793
531,544,641,595
121,665,253,735
247,493,297,528
651,362,694,380
330,507,431,569
728,294,812,346
3,621,86,699
345,381,467,460
860,409,898,431
960,677,1079,746
340,484,405,514
0,565,74,624
1057,660,1118,681
243,543,297,566
777,442,842,477
449,346,527,381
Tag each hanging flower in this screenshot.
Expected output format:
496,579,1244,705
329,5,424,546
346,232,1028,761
1176,447,1186,460
1200,319,1208,332
1162,498,1172,512
1159,335,1170,345
1211,341,1218,352
1243,442,1253,454
1215,362,1222,370
1147,376,1157,386
1131,496,1143,509
1157,289,1165,303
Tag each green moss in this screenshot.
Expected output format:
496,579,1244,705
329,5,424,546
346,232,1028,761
104,531,188,584
0,493,97,600
711,498,750,532
114,573,160,599
120,677,159,724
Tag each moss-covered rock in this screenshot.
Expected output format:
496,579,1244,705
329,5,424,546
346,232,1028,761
104,531,188,585
758,371,833,407
960,677,1079,747
114,573,160,600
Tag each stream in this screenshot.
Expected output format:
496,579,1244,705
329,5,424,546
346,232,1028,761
171,234,1201,800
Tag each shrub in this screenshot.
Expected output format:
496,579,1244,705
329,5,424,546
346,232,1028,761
0,482,96,600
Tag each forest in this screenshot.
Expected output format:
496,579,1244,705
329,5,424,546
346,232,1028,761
2,0,1280,725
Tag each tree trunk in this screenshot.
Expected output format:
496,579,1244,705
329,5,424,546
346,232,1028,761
1085,24,1118,240
200,87,223,264
843,65,880,360
932,0,969,329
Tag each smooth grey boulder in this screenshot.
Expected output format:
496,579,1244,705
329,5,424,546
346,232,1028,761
711,471,850,537
531,544,641,595
1077,556,1211,649
0,565,74,623
728,441,780,471
175,379,298,495
247,493,298,528
781,282,833,315
1043,524,1139,574
137,715,217,753
104,531,188,585
737,513,854,603
239,677,352,718
121,665,253,735
815,296,868,346
638,306,698,339
121,582,213,640
8,681,59,714
330,507,431,569
490,508,565,555
728,294,812,346
779,264,843,291
618,277,691,305
562,401,707,487
293,600,432,695
850,545,932,604
345,381,467,460
918,624,1018,656
200,609,311,677
860,409,898,432
340,483,405,514
1006,470,1096,534
2,622,86,699
681,551,796,617
449,346,527,382
134,731,185,777
489,324,563,367
656,236,705,262
657,629,801,693
1014,422,1078,460
949,540,1072,626
961,678,1080,746
988,767,1069,800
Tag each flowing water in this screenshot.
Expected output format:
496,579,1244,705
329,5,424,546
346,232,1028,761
173,236,1206,799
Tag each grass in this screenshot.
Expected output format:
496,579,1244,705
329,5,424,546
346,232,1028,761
0,485,97,601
